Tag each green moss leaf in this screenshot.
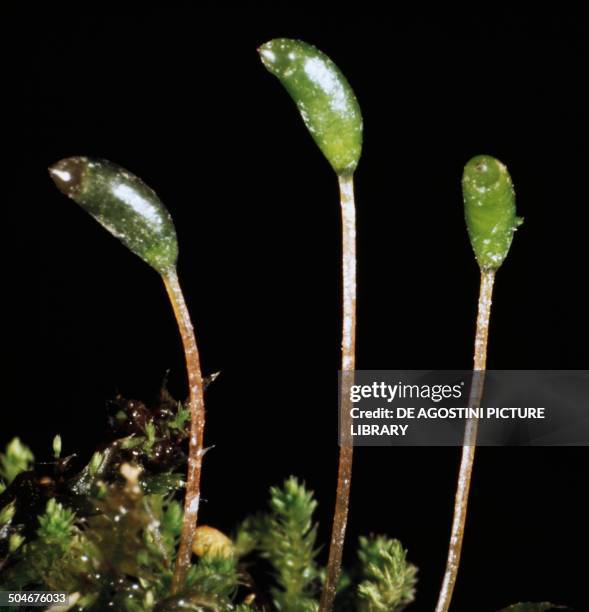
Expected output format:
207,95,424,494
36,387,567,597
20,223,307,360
462,155,523,270
52,434,62,458
168,402,190,431
259,38,363,175
259,477,319,611
185,554,238,600
357,535,417,612
49,157,178,275
0,501,16,526
37,499,77,548
233,517,259,558
0,438,34,484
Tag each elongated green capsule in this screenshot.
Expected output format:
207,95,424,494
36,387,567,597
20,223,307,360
462,155,523,270
49,157,178,275
259,38,363,175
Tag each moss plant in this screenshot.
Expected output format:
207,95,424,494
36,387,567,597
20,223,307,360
258,39,362,612
34,154,419,610
0,46,566,611
357,536,416,611
0,434,416,610
0,439,34,486
49,158,205,592
434,155,523,612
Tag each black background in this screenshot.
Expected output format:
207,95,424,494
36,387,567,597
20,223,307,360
9,5,589,611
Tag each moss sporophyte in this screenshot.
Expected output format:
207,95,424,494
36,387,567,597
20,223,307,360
434,155,522,612
49,157,205,593
259,38,362,612
0,39,555,612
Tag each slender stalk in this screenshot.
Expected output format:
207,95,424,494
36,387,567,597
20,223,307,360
320,174,357,612
435,268,496,612
163,268,206,594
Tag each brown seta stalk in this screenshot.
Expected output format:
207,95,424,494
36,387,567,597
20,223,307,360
320,174,357,612
435,268,495,612
163,269,207,594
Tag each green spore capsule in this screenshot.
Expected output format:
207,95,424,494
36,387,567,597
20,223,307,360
462,155,523,270
49,157,178,274
259,38,363,175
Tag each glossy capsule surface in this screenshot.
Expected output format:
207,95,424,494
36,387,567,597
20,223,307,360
259,38,363,175
49,157,178,275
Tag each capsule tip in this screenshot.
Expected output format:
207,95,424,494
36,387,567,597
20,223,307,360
257,41,277,70
48,157,86,197
463,154,505,189
258,39,304,74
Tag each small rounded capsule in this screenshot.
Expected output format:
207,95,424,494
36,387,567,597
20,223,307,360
192,525,234,558
462,155,523,270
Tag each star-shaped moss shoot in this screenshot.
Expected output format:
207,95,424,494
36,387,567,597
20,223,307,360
462,154,523,271
435,155,522,612
259,39,362,612
259,38,362,175
49,157,205,593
